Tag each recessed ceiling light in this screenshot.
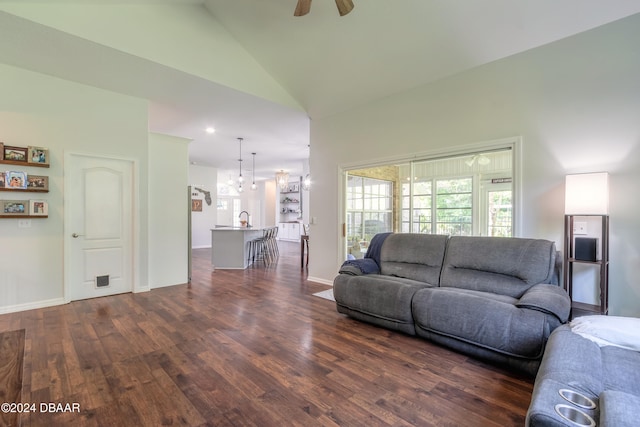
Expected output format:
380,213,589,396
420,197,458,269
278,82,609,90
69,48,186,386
205,127,215,134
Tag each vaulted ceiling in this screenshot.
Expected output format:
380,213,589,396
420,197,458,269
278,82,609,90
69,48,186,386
1,0,639,179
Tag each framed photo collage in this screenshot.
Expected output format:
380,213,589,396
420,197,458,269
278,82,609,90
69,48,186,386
0,142,50,217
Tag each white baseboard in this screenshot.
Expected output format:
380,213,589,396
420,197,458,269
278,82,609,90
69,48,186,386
0,297,66,315
192,245,212,249
307,276,333,286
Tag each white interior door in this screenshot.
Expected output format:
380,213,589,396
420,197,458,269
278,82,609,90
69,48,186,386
65,153,134,301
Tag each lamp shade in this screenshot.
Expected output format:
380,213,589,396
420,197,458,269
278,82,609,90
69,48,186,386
565,172,609,215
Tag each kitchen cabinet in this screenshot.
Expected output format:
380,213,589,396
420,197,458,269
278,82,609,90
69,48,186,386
278,222,301,242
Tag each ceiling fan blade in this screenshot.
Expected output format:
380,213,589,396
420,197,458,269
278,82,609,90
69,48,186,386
335,0,354,16
294,0,311,16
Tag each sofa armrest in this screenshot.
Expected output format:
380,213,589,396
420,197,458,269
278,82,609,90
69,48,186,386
338,264,365,276
516,284,571,323
338,258,380,276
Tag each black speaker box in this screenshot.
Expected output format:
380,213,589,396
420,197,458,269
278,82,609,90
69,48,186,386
575,237,597,261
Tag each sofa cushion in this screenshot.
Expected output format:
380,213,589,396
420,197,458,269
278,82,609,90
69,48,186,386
412,287,549,359
379,233,448,284
600,390,640,427
333,273,434,335
601,345,640,396
440,236,557,298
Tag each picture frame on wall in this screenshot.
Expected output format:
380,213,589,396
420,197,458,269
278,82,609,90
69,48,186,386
1,200,29,216
0,172,5,188
28,146,49,165
27,175,49,191
0,142,4,160
29,200,48,216
6,171,28,189
3,146,27,162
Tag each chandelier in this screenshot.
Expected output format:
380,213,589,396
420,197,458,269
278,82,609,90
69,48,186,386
275,170,289,191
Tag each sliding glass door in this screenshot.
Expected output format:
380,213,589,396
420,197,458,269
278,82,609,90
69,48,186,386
343,145,515,258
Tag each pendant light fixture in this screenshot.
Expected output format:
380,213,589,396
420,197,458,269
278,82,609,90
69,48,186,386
237,137,244,193
251,152,257,191
302,174,311,191
275,170,289,191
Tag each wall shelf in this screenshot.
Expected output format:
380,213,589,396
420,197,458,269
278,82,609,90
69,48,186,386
1,215,47,219
563,215,609,319
279,181,301,219
0,188,48,193
1,146,51,218
0,159,49,168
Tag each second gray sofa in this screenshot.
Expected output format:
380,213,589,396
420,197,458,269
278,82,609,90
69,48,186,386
333,233,571,376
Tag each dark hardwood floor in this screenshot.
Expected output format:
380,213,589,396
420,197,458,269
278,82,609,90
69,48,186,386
0,241,533,426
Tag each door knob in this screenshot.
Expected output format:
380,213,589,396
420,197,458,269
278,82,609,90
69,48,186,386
72,233,84,238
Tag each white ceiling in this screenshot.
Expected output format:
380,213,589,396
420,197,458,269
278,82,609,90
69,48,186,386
2,0,639,180
204,0,640,118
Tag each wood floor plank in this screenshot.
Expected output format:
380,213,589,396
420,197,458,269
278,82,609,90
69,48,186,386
0,329,25,427
0,242,534,426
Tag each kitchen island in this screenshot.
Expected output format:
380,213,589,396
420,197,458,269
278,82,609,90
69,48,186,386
210,226,265,269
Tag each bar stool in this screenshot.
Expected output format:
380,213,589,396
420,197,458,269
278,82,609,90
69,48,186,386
248,229,267,265
249,227,279,266
268,226,279,259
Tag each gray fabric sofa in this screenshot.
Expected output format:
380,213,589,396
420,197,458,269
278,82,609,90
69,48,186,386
526,321,640,427
333,233,571,376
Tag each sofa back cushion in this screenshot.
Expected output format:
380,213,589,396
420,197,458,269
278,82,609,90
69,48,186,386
379,233,448,285
440,236,557,298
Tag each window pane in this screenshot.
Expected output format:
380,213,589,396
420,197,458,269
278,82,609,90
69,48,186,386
413,181,432,194
402,196,410,209
346,175,393,258
413,195,431,209
437,178,472,193
436,177,472,236
488,190,512,237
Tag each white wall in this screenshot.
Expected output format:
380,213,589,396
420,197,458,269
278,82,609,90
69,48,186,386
0,63,151,313
215,173,275,229
149,133,190,288
264,180,277,227
309,15,640,316
189,164,218,248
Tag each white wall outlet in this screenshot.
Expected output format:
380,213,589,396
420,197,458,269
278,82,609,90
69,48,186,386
573,221,587,235
18,219,32,228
